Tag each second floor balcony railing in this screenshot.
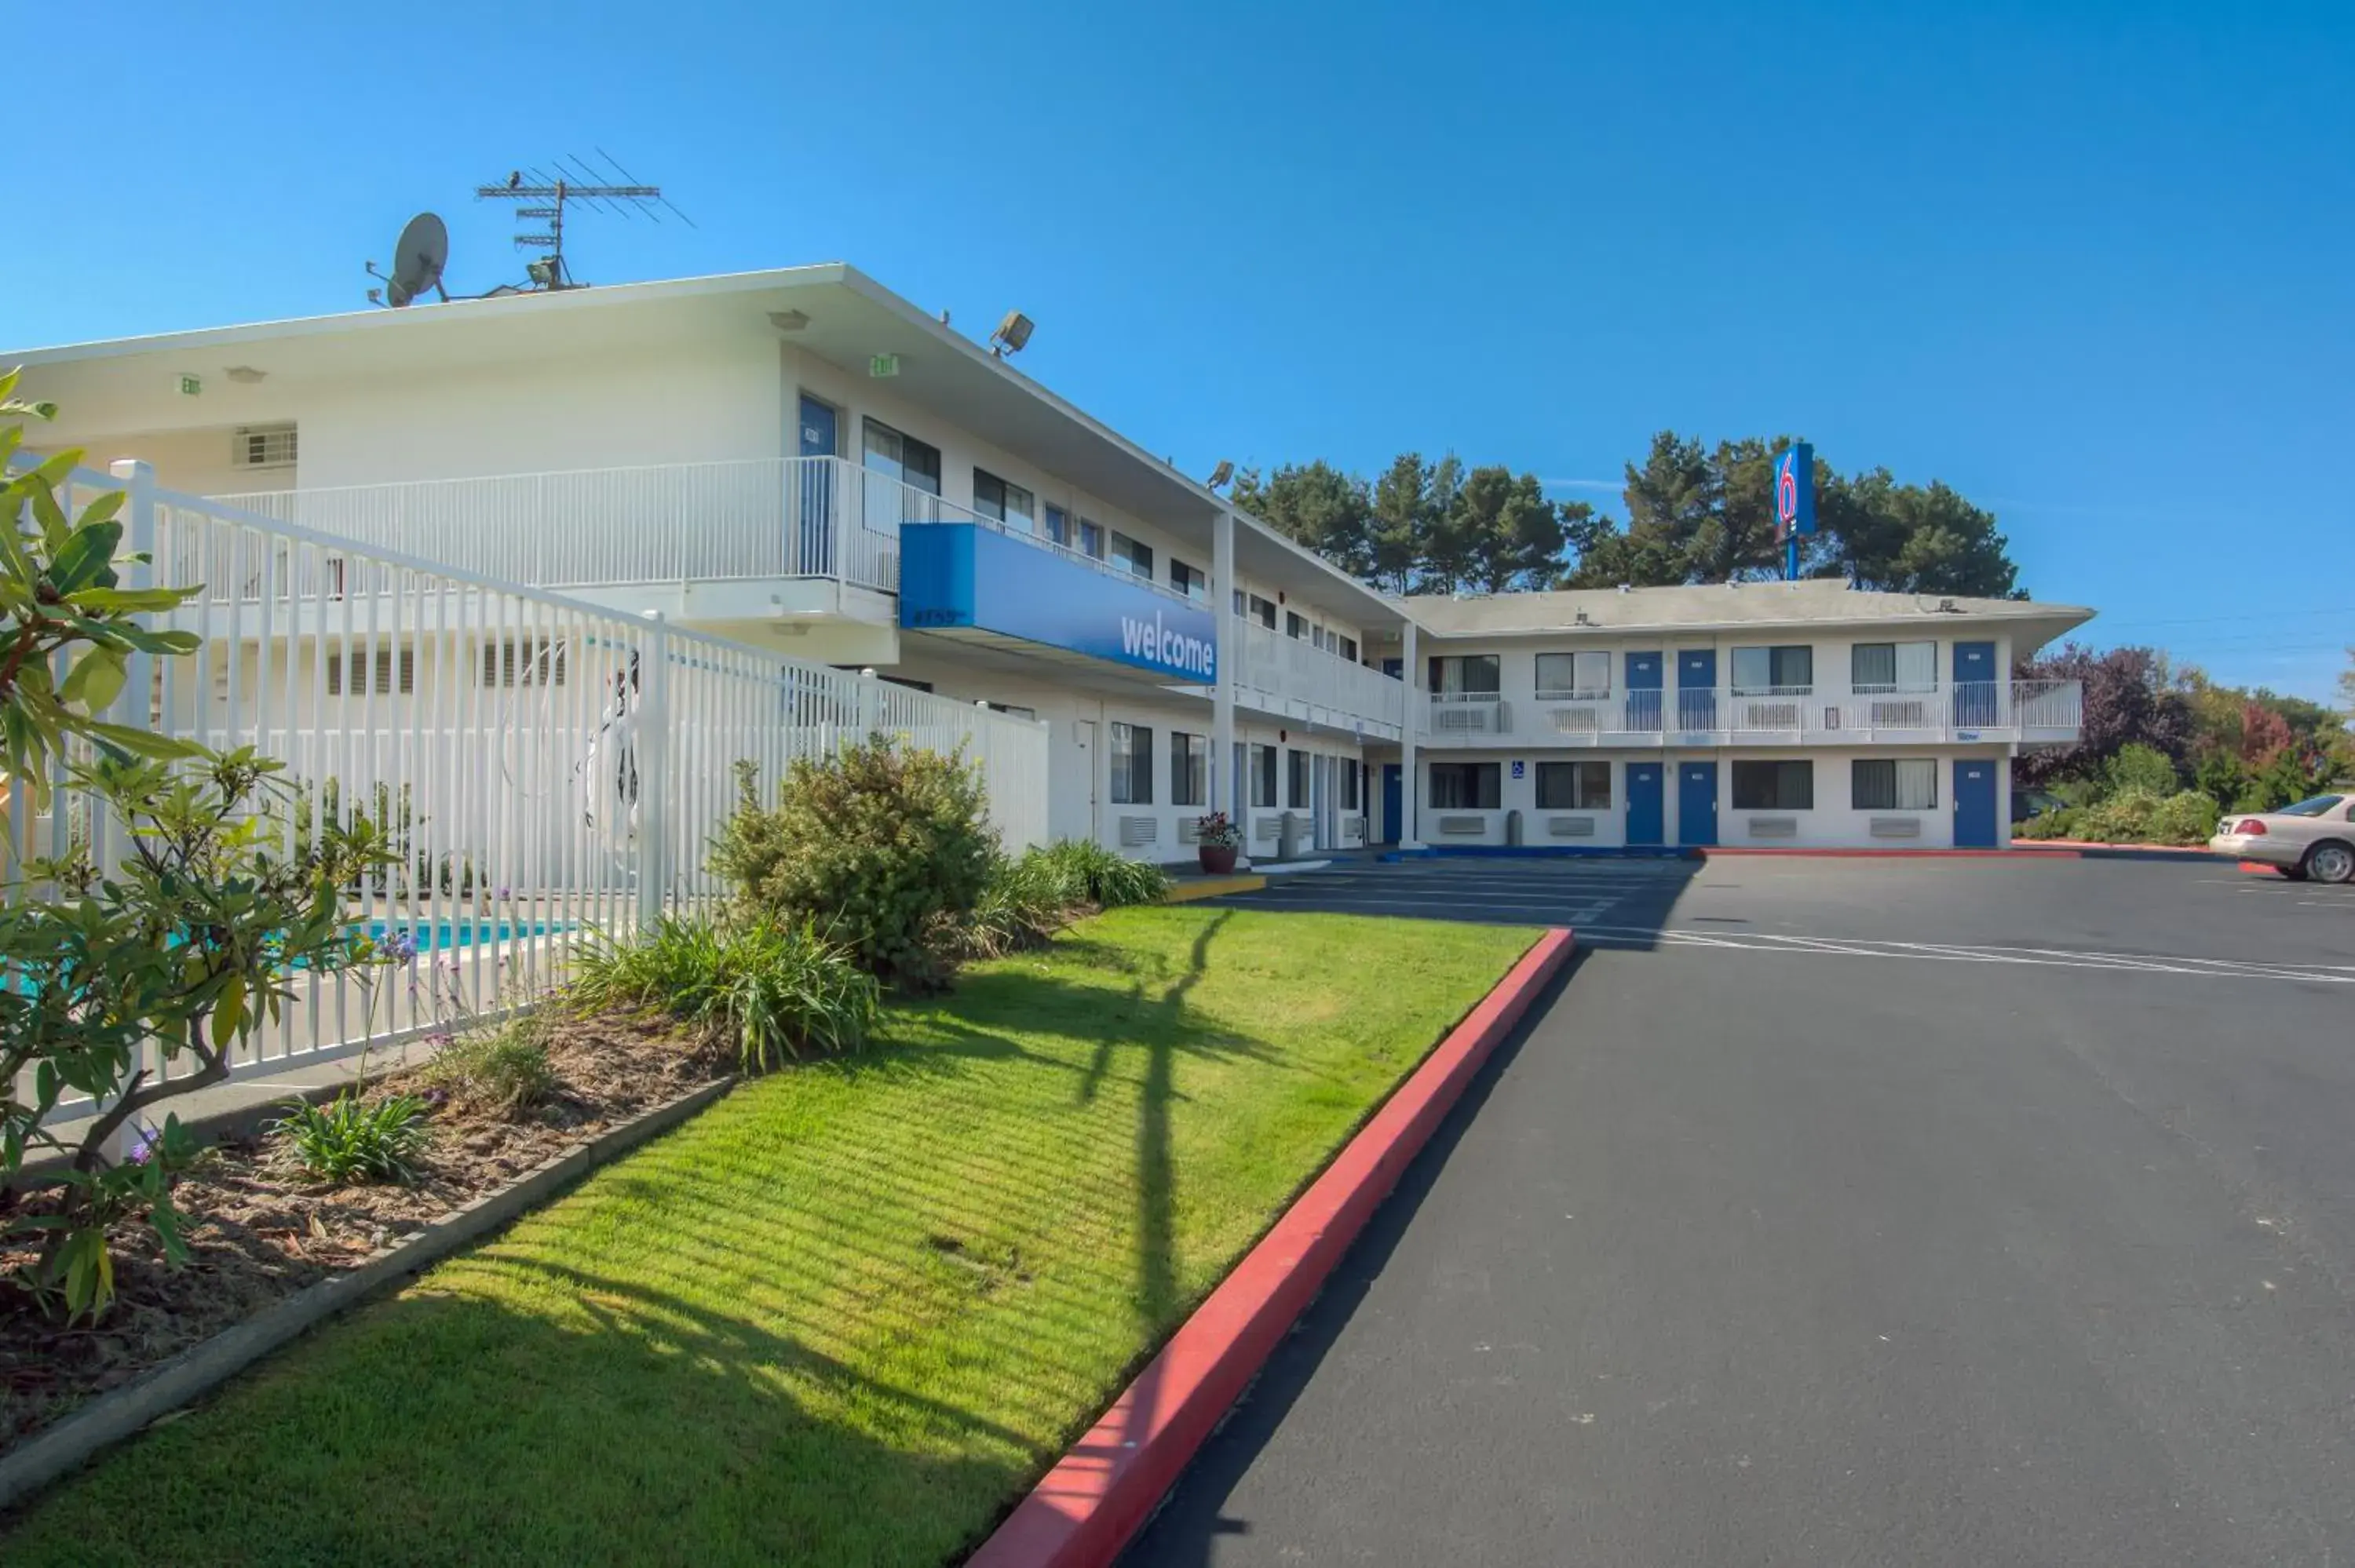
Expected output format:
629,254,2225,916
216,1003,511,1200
1228,618,1407,736
1426,680,2083,744
213,454,1201,607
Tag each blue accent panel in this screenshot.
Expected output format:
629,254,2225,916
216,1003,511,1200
1624,651,1663,689
1678,761,1719,847
897,524,1219,681
1955,757,1999,848
896,520,977,629
1627,761,1665,846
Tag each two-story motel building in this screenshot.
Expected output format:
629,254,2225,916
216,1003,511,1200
9,263,2090,857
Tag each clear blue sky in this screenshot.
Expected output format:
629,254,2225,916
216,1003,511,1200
8,1,2350,698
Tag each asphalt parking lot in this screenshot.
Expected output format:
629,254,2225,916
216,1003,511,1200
1127,855,2355,1566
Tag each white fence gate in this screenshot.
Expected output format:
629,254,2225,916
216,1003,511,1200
9,460,1050,1105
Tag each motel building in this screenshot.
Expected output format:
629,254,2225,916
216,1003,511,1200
9,263,2090,860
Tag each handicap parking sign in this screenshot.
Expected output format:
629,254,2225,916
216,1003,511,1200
1510,760,1525,779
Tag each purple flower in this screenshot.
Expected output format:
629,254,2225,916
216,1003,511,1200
128,1122,163,1165
382,929,420,965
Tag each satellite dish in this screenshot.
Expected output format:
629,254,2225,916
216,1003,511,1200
385,213,449,308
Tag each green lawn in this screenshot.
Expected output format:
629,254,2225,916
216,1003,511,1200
4,906,1537,1567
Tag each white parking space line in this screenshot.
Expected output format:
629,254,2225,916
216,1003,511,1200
1571,924,2355,986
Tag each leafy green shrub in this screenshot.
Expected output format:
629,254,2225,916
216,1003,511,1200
1035,838,1170,908
962,841,1174,959
709,740,996,989
2149,789,2221,846
418,1022,558,1119
571,914,881,1072
2014,807,2083,841
272,1093,433,1184
966,851,1076,957
2081,788,2162,844
2104,742,2181,799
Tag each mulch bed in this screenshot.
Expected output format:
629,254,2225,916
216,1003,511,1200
0,1012,728,1452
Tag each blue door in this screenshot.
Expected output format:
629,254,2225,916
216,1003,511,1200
1955,758,1999,847
1954,640,1997,727
797,395,838,575
1678,761,1719,847
1678,648,1718,731
1381,764,1404,846
1625,651,1663,731
1627,762,1664,846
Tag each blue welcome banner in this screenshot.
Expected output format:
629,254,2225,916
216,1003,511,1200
898,523,1218,682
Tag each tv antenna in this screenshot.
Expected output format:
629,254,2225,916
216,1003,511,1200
473,150,692,290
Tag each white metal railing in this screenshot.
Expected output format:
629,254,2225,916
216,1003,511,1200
1425,681,2082,742
1226,618,1406,735
1426,691,1511,735
215,454,1202,608
11,461,1050,1111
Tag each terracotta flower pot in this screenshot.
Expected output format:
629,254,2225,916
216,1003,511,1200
1198,844,1238,875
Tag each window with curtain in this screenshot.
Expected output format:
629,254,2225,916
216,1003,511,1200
1171,731,1207,806
1287,749,1310,808
1730,644,1814,695
861,419,941,494
1043,503,1071,548
1853,757,1937,810
1535,760,1612,809
1337,634,1359,663
1850,640,1937,692
1250,743,1277,808
1109,531,1154,578
1248,595,1276,629
1428,762,1502,809
1077,517,1106,558
1732,760,1815,810
1109,723,1153,804
1170,559,1207,601
1428,655,1502,695
1535,651,1612,697
972,469,1035,531
1286,611,1307,640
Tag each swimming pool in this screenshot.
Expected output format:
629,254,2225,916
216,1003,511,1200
359,918,571,956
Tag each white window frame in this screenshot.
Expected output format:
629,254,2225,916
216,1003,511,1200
1535,651,1612,699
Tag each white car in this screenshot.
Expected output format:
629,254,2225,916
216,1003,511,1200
2210,793,2355,884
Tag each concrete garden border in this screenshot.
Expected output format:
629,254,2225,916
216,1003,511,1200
0,1075,736,1511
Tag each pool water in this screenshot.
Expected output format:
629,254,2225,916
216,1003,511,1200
360,918,569,955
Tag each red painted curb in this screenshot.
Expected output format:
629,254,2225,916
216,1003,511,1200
966,927,1578,1568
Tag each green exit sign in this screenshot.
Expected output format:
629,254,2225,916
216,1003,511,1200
177,373,203,396
867,353,900,379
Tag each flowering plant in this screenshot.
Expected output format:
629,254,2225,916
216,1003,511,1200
1194,811,1242,848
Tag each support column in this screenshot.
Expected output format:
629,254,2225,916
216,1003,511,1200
1399,617,1422,849
1213,507,1241,865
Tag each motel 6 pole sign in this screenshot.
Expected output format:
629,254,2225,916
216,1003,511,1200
1774,441,1816,579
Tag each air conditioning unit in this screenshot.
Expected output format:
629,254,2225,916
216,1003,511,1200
1118,815,1159,847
